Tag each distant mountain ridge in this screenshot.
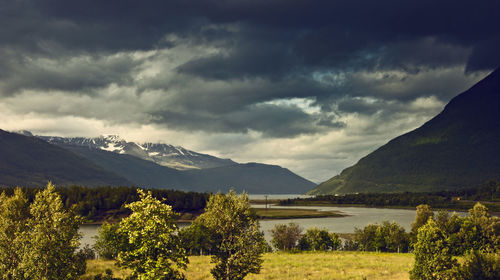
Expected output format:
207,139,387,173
4,132,315,194
0,130,131,187
310,68,500,194
38,135,235,170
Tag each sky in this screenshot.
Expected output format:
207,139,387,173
0,1,498,183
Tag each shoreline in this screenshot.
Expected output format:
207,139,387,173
83,207,348,225
274,201,500,215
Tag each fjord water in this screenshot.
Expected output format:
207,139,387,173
81,203,459,247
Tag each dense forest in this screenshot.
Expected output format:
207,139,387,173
282,181,500,212
0,185,209,222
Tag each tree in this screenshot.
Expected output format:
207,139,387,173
410,219,458,280
270,223,303,251
438,212,465,255
411,204,434,238
466,203,499,251
0,188,30,279
22,182,86,280
298,227,341,251
457,250,500,280
195,191,266,280
93,222,129,259
178,222,213,256
354,221,409,253
117,189,188,280
354,224,378,251
375,221,409,253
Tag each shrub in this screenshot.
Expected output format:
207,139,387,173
298,227,341,251
270,222,303,251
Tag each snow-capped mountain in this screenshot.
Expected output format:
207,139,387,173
38,135,236,170
8,131,316,193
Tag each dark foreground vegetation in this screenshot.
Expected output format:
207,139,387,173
1,183,498,280
281,180,500,212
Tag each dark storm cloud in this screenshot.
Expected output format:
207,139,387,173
3,0,498,69
0,0,498,136
152,103,330,138
141,74,331,114
0,50,139,95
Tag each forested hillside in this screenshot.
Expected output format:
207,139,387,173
311,68,500,194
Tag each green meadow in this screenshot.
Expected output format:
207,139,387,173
82,251,414,280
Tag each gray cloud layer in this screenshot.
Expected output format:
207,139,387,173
0,0,498,181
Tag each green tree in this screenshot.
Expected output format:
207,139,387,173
195,191,266,280
411,204,434,241
410,219,458,280
298,227,341,251
354,224,378,251
93,222,129,259
455,203,499,254
0,188,30,279
354,221,409,253
117,189,187,280
376,221,409,253
270,223,303,251
441,212,465,255
457,250,500,280
22,182,85,280
178,222,213,255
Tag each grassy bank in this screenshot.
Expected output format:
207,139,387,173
85,208,346,224
82,251,414,280
253,208,345,219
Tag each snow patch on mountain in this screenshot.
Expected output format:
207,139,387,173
35,134,236,170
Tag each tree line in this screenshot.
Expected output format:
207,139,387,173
0,185,209,222
280,180,500,212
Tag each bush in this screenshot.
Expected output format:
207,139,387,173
298,227,341,251
458,250,500,280
78,244,96,260
270,223,303,251
354,221,409,252
179,222,213,255
93,222,129,259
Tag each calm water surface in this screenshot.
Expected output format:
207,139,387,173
81,204,468,247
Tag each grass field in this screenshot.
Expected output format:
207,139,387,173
82,251,414,280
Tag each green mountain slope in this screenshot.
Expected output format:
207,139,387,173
0,130,132,187
310,68,500,194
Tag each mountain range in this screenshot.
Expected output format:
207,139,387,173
2,131,315,194
0,130,131,187
37,134,235,170
309,68,500,194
